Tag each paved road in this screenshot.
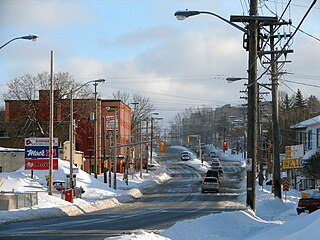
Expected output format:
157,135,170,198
0,156,245,240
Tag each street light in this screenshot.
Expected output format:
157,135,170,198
175,8,259,211
150,113,163,165
69,78,106,190
174,10,246,33
129,102,141,178
0,35,39,50
226,77,248,83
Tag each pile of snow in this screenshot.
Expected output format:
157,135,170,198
0,159,171,223
1,152,320,240
106,185,320,240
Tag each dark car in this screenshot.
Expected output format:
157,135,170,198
297,192,320,214
201,177,219,193
205,169,220,178
210,166,224,178
181,151,192,161
148,164,157,171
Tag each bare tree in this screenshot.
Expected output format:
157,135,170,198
4,72,91,100
2,72,93,137
112,91,155,131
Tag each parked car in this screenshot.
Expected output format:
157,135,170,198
181,151,192,161
53,181,66,192
201,177,219,193
296,192,320,214
148,164,157,171
53,181,85,195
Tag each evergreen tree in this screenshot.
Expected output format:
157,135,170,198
304,151,320,183
307,95,320,118
293,89,307,122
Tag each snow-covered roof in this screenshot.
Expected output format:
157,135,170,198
0,147,24,152
290,115,320,129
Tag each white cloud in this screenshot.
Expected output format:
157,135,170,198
0,0,90,28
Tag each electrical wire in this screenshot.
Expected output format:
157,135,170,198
291,24,320,42
253,0,318,85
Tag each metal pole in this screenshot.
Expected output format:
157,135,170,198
103,116,107,183
150,117,154,164
108,134,112,188
146,120,149,173
246,0,259,212
69,90,74,190
94,83,98,178
48,49,54,196
113,110,117,190
270,24,282,199
140,121,143,178
199,136,202,164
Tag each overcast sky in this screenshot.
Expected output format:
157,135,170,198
0,0,319,122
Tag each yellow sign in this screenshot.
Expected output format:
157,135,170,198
282,179,290,192
281,158,302,169
285,146,291,158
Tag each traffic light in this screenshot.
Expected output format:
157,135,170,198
186,136,190,143
145,143,149,151
223,140,228,151
160,141,166,152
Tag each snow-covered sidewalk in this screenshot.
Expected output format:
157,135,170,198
0,159,171,224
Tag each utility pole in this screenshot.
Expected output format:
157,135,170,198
48,49,54,196
140,121,143,178
145,120,149,173
231,0,280,211
102,116,107,183
94,83,98,178
113,110,118,190
108,134,112,188
270,24,281,199
243,0,259,211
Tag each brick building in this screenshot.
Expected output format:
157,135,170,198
0,90,131,174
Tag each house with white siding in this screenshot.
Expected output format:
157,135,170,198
291,115,320,189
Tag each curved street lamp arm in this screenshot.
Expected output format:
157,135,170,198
174,10,247,33
0,35,39,50
0,37,21,50
73,78,106,94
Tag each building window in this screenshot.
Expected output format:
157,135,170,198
307,130,312,150
317,128,320,149
0,131,9,138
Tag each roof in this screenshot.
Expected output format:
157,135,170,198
290,115,320,129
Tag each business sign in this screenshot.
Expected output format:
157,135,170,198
25,146,58,159
25,159,58,170
105,116,118,131
285,144,304,159
25,138,58,146
281,158,302,169
25,138,59,170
